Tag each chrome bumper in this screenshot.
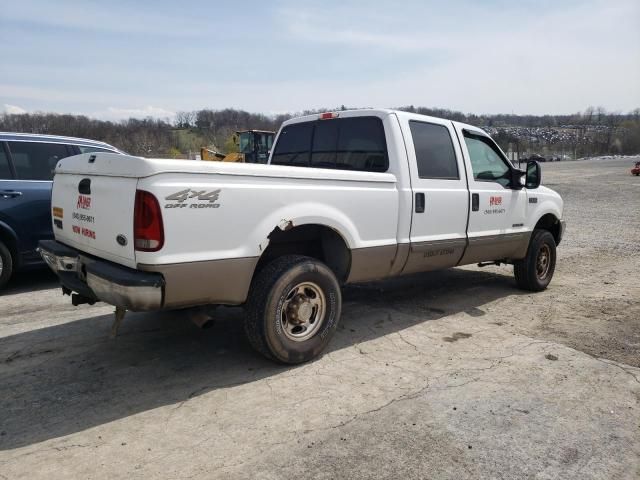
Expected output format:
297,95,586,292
38,240,164,311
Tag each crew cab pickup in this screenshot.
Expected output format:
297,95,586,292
39,109,565,363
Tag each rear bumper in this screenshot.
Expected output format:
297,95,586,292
38,240,164,311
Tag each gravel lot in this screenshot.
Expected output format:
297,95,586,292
1,157,639,479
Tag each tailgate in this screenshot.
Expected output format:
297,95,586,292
51,173,138,268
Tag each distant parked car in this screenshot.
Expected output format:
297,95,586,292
631,161,640,176
0,133,123,289
529,153,547,163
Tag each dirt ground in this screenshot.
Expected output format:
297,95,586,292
1,157,639,479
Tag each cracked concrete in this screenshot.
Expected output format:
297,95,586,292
1,157,639,479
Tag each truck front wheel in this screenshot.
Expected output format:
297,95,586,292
513,229,557,291
244,255,342,364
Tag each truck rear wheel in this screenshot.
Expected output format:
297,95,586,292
514,229,556,291
0,240,13,291
244,255,342,364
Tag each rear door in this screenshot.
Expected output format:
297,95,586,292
398,117,469,274
3,141,75,265
455,127,528,264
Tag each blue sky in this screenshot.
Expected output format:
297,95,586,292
1,0,638,119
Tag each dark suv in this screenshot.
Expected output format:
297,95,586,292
0,133,122,289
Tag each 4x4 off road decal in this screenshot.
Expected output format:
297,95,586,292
164,189,221,209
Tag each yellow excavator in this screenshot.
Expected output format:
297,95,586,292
201,130,275,164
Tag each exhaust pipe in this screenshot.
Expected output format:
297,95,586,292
189,307,215,329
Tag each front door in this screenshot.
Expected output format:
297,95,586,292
455,127,528,265
400,117,469,274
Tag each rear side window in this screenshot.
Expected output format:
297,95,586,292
409,121,459,179
0,147,12,179
77,145,116,154
272,117,388,172
271,123,313,167
7,141,72,181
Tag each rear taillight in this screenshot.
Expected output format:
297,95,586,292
134,190,164,252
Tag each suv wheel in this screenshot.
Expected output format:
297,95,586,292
0,240,14,290
514,229,557,291
244,255,342,364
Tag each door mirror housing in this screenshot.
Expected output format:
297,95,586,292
526,160,541,189
509,167,525,190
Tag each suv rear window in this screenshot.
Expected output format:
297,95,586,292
8,141,72,181
272,117,388,172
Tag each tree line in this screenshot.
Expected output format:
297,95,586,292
1,106,638,158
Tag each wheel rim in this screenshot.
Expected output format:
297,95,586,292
281,281,326,342
0,255,3,276
536,244,552,281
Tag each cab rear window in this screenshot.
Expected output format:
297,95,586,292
272,117,388,172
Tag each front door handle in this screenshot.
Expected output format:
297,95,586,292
472,193,479,211
0,190,23,199
415,192,425,213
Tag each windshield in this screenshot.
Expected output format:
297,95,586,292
239,132,253,154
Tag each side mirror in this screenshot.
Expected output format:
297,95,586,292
526,160,541,189
509,167,525,190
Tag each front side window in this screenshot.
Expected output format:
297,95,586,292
0,147,12,179
463,133,511,187
7,141,72,181
272,117,388,172
409,121,459,179
239,132,254,154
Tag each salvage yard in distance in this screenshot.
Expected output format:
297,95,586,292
1,157,639,479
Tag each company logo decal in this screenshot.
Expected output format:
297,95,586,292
77,195,92,210
484,195,505,215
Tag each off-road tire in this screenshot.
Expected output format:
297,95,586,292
244,255,341,364
514,229,556,291
0,240,14,291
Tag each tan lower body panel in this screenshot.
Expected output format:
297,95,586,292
139,257,258,308
457,232,531,266
401,238,467,275
347,244,399,283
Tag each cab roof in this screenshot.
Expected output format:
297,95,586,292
282,108,486,136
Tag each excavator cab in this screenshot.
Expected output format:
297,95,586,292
238,130,275,164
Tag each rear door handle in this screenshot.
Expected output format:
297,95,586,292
0,190,23,199
415,192,425,213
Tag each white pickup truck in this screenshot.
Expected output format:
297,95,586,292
39,109,565,363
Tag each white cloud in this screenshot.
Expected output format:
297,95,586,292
2,0,206,38
96,106,176,121
2,104,27,114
